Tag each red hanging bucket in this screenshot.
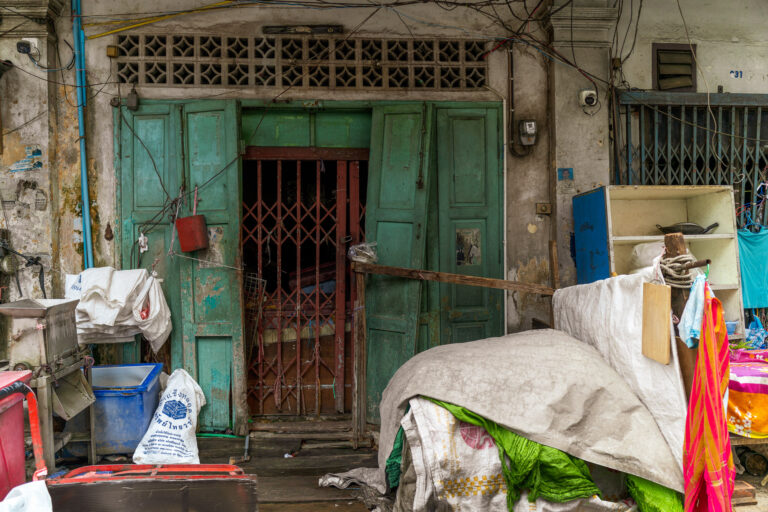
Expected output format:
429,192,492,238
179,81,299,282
175,186,209,252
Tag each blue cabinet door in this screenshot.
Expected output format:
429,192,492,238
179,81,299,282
573,188,610,284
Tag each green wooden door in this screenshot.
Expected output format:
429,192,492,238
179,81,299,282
118,104,183,364
178,101,247,433
364,104,433,421
435,107,504,342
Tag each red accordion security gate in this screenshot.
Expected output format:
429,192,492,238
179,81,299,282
241,147,367,417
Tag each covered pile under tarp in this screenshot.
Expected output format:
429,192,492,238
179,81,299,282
553,271,687,470
391,396,622,511
333,330,684,497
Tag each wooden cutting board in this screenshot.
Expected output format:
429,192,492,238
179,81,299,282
642,282,672,365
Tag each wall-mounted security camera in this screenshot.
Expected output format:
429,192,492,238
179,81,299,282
16,41,31,55
579,89,598,108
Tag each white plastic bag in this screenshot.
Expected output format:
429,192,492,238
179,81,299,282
0,481,52,512
133,369,206,464
64,273,82,300
347,242,378,263
132,275,172,353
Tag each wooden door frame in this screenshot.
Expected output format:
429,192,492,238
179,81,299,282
241,145,369,417
115,100,503,431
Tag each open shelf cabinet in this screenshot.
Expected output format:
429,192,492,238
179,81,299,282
573,185,745,336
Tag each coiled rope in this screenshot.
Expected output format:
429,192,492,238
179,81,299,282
659,253,697,288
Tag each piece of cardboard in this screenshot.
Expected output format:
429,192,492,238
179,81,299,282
642,282,672,365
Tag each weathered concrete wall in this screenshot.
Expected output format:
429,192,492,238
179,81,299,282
44,0,553,332
505,38,553,331
548,0,768,287
0,33,57,300
618,0,768,94
549,0,616,286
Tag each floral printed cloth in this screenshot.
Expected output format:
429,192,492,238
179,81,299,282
728,359,768,438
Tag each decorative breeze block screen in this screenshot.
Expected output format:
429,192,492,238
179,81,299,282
115,34,488,90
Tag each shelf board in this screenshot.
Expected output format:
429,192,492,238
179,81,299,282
710,284,739,291
730,333,745,340
611,234,735,245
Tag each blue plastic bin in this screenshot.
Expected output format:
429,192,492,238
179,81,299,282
91,363,163,455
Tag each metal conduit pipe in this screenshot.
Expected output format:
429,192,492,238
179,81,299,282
73,0,94,269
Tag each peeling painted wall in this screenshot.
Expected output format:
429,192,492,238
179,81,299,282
0,37,56,301
0,3,553,348
55,0,556,334
550,0,768,288
618,0,768,94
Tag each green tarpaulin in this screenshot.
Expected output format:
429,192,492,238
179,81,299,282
385,397,601,511
625,474,683,512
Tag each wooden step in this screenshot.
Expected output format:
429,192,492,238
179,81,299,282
250,420,352,433
734,480,757,507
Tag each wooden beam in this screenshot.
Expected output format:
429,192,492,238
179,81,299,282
351,271,367,448
351,262,555,296
549,240,560,289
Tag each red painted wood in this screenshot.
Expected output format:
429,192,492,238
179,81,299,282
244,146,369,161
335,161,347,412
243,155,367,416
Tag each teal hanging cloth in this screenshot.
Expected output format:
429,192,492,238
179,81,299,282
738,227,768,308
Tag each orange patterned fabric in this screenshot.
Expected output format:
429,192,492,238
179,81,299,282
683,284,735,511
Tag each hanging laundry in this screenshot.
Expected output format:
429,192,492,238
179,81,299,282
679,274,707,348
738,228,768,308
683,284,734,512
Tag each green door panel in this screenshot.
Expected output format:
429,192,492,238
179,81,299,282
196,336,232,429
118,104,182,365
436,107,504,343
178,100,246,433
243,110,311,147
364,104,433,422
315,111,372,148
241,109,371,148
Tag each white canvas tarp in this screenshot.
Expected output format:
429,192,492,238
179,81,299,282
331,330,684,495
553,272,687,471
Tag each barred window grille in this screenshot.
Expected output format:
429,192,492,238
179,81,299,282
615,92,768,226
116,34,488,90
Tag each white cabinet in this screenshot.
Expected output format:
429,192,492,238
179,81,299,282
574,185,745,336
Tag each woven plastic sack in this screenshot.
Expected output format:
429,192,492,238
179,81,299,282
133,369,206,464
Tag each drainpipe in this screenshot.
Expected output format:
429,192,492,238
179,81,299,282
72,0,94,269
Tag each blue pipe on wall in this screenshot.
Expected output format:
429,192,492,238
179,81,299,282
72,0,94,269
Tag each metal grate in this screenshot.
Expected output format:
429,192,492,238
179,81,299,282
615,91,768,226
241,151,366,416
116,34,488,90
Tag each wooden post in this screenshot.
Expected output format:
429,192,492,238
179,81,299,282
351,271,367,448
549,240,560,290
663,232,689,321
664,232,697,401
549,241,560,327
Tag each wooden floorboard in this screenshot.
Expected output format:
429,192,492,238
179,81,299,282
260,503,366,512
195,437,377,505
258,476,358,503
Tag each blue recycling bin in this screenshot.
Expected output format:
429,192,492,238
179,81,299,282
91,363,163,454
